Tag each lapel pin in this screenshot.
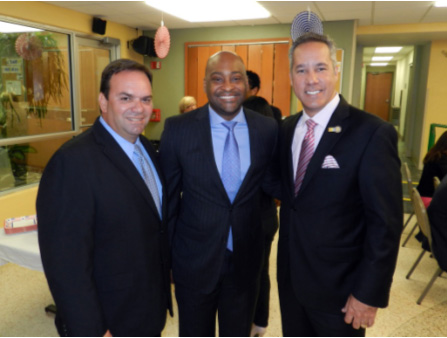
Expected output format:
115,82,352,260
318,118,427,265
328,126,342,133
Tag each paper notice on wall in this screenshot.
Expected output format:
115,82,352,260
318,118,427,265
5,80,22,95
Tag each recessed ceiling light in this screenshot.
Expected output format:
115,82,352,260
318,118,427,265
145,0,271,22
375,47,402,54
370,63,389,67
0,22,42,33
435,1,447,7
372,56,393,61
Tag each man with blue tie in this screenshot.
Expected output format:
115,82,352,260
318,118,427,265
159,51,278,336
37,59,171,336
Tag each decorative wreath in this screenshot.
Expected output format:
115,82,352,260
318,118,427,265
15,33,43,60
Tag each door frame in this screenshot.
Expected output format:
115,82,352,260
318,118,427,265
72,36,119,131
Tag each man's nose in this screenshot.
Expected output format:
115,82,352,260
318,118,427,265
306,71,318,84
133,99,144,112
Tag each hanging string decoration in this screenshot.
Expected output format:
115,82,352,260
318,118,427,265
290,10,323,41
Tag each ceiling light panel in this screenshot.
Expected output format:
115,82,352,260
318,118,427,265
145,0,270,22
372,56,393,61
375,47,402,53
370,63,389,66
0,22,42,33
435,1,447,7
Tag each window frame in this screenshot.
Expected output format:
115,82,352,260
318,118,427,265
0,15,119,194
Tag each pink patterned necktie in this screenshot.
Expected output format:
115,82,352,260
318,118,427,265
294,119,317,196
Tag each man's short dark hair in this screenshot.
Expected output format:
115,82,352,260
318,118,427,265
246,70,260,90
100,59,153,99
289,32,338,71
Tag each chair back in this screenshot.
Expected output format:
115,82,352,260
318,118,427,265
411,187,433,248
403,162,413,197
434,176,441,190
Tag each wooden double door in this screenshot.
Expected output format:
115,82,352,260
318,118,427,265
185,39,291,116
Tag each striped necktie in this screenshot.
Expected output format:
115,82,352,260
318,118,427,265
294,119,317,196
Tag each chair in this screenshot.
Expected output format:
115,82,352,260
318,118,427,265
402,162,418,246
405,187,444,305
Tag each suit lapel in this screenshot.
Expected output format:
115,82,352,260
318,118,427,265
297,97,350,196
195,106,231,203
233,109,258,203
140,136,166,220
92,119,161,217
285,113,301,200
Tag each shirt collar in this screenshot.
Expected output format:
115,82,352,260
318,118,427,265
209,104,246,126
99,116,138,156
302,94,340,128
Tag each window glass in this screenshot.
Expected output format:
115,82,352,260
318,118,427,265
0,135,72,192
0,22,72,139
0,20,73,193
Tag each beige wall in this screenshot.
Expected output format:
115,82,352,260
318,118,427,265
0,2,143,226
0,1,143,62
0,185,38,225
421,40,447,163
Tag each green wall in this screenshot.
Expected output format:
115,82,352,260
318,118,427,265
144,20,355,140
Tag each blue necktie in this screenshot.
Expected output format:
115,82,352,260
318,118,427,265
221,121,241,251
133,144,162,218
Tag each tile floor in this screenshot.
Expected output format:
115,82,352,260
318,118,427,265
1,213,446,337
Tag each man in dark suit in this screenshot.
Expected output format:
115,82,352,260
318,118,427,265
275,33,402,336
159,51,277,337
428,175,447,271
246,70,282,125
37,59,171,337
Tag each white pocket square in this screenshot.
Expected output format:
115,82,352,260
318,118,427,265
322,155,340,169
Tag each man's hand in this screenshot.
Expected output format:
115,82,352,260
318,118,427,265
341,294,378,330
104,330,112,337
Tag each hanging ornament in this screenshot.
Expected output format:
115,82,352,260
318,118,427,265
290,10,323,41
154,19,170,59
15,33,43,60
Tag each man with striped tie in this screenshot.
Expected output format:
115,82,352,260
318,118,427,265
37,59,171,336
274,33,402,337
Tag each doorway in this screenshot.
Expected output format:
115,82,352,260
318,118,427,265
74,37,118,131
364,72,393,121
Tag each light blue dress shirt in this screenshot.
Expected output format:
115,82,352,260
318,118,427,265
209,106,251,181
99,117,163,213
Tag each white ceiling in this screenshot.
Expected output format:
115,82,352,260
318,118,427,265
43,1,447,66
44,1,447,32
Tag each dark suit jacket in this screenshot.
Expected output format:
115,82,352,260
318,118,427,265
428,175,447,271
417,153,447,197
37,118,171,337
276,96,402,313
159,105,278,293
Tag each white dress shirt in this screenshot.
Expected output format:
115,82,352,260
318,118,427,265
292,94,340,179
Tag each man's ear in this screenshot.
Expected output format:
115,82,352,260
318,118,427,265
98,93,107,114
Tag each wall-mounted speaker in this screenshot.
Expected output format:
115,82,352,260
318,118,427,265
92,17,107,35
131,36,156,57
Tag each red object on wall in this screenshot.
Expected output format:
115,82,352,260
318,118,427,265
150,61,161,69
150,108,161,122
